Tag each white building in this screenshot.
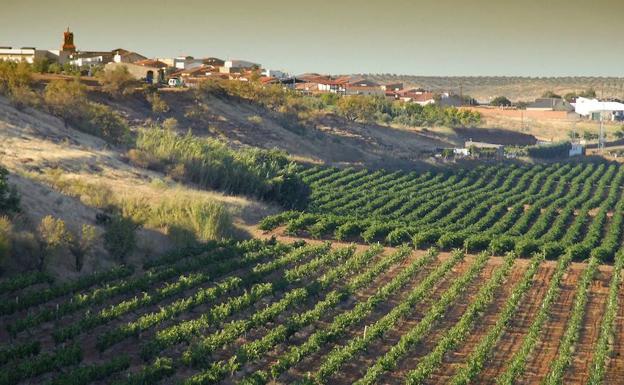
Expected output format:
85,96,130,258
262,69,288,79
573,97,624,121
219,60,260,73
0,47,59,63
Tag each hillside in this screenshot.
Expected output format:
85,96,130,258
361,75,624,102
87,88,454,169
0,96,278,276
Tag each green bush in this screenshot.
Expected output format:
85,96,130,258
104,215,138,262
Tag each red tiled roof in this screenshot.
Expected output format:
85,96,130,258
135,59,168,68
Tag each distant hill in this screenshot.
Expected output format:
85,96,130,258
358,75,624,102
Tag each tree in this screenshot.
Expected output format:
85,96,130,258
336,96,377,122
490,96,512,107
69,224,96,272
98,66,138,97
43,79,87,121
103,215,138,262
542,90,562,99
0,167,19,214
32,58,51,74
579,88,597,98
37,216,72,271
583,130,599,141
87,103,130,145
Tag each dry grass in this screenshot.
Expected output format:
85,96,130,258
0,95,280,272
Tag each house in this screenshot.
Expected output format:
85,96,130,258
345,79,385,96
526,98,574,112
573,97,624,121
104,61,165,84
381,83,403,92
68,51,115,67
219,59,260,74
113,49,148,64
392,89,436,105
262,69,289,79
0,47,58,64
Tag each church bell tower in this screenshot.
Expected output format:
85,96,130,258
62,27,76,53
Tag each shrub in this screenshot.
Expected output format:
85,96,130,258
44,79,87,121
489,236,516,255
103,215,138,262
146,92,169,115
135,127,306,207
37,216,72,270
8,84,40,110
86,103,131,145
98,65,138,97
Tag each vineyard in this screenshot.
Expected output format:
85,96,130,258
3,161,624,384
1,234,623,384
262,162,624,263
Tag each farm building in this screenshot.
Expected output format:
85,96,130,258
573,97,624,121
526,98,575,112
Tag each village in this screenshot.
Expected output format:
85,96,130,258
2,28,624,162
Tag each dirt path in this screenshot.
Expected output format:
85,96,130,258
515,264,585,385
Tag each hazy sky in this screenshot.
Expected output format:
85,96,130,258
2,0,623,76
